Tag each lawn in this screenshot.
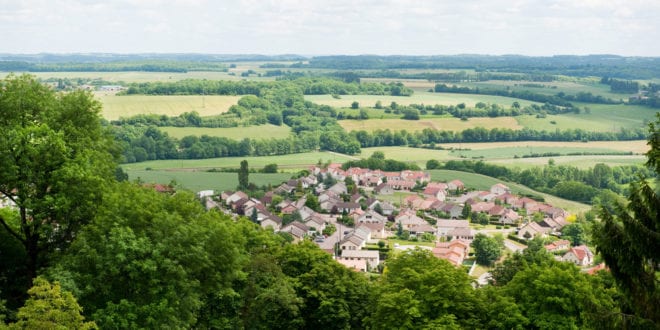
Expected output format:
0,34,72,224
97,93,241,120
305,92,540,108
339,117,522,133
459,80,627,100
127,170,291,192
120,151,359,171
159,124,292,140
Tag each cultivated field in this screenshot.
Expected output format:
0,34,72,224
488,155,646,169
120,151,358,171
458,80,627,100
160,124,292,140
127,170,291,192
340,117,522,133
305,92,540,108
4,70,278,83
96,93,241,120
438,140,649,154
516,104,656,132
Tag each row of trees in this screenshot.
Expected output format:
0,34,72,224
350,127,647,149
439,159,656,203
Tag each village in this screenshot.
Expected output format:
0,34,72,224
203,164,598,275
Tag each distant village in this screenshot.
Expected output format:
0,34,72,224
197,164,598,273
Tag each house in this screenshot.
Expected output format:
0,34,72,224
328,182,348,195
359,222,388,240
471,202,495,213
447,179,465,191
423,186,446,200
544,207,568,220
261,215,282,231
224,191,248,206
409,223,436,237
336,202,361,214
357,211,387,224
562,245,594,266
544,239,571,252
439,203,463,219
304,213,327,233
340,230,367,251
374,183,394,195
436,219,470,237
281,222,309,243
518,221,552,239
197,190,214,199
395,211,428,230
541,217,568,232
488,205,506,217
369,200,396,216
449,227,474,242
499,209,521,225
490,183,510,196
336,258,368,272
432,239,469,266
340,249,380,270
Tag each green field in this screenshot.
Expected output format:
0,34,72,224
127,170,291,192
428,170,590,213
515,104,656,132
305,92,540,108
360,144,646,169
121,151,358,171
458,80,627,100
160,124,292,140
340,117,522,133
96,93,241,120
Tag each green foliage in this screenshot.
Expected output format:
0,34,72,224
426,159,440,170
8,277,96,330
238,160,249,190
0,74,118,285
369,248,480,329
473,233,503,266
592,118,660,324
561,223,587,246
262,163,278,173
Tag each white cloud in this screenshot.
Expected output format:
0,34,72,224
0,0,658,55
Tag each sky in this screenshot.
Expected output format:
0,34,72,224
1,0,659,56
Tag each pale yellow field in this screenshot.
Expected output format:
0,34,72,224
438,140,649,154
96,93,241,120
340,117,522,132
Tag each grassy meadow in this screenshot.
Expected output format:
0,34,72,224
127,170,291,192
305,92,540,108
160,124,292,140
120,151,358,171
96,93,240,120
458,80,627,100
340,117,522,133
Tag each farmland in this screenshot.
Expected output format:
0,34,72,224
120,151,358,171
127,170,292,192
515,103,657,131
159,124,292,140
96,93,240,120
305,92,540,108
340,117,522,133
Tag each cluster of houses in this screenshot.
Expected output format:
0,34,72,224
203,164,593,272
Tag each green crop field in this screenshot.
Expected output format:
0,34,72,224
515,104,656,132
339,117,522,133
159,124,292,140
446,146,630,159
127,170,291,192
305,92,540,108
120,151,358,171
437,140,649,154
458,80,627,100
96,93,241,120
428,170,591,213
488,155,646,169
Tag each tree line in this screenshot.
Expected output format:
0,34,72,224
438,159,655,203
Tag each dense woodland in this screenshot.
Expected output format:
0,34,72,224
0,57,660,329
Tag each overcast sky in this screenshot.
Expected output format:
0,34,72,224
1,0,659,56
